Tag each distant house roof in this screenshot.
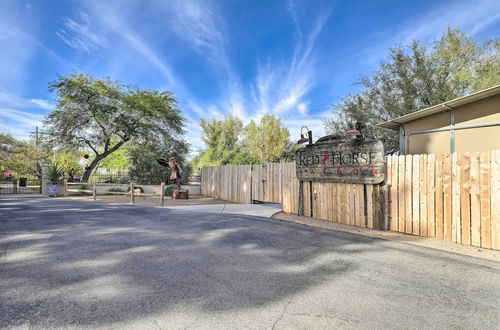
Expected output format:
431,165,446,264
377,85,500,131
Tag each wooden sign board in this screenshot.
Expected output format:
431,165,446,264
295,138,385,184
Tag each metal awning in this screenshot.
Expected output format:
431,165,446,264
377,85,500,131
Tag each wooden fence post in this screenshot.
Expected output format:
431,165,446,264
93,182,96,201
64,179,68,197
160,182,165,206
130,182,135,204
383,184,390,230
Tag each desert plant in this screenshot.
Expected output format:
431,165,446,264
164,184,177,196
45,164,64,184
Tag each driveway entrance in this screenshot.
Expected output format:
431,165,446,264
1,197,499,329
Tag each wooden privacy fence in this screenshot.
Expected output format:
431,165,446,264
201,163,288,204
284,180,385,230
201,150,500,250
386,151,500,250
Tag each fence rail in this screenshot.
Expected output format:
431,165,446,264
0,179,41,194
64,181,167,206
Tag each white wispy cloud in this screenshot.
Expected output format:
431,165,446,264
251,5,331,117
56,12,106,53
0,91,53,139
166,0,229,68
169,1,333,147
359,0,500,68
30,99,54,110
0,92,53,111
0,108,44,139
163,0,246,119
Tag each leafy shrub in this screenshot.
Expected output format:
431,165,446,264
164,184,177,196
107,187,126,193
76,184,89,196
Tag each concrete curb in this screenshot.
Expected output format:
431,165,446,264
272,212,500,263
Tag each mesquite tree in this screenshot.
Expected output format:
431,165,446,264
45,73,185,182
324,28,500,152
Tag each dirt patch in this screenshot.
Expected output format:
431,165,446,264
62,194,235,207
272,212,500,262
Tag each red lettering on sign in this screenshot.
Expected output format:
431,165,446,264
320,152,329,165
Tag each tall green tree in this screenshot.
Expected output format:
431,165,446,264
243,114,290,163
190,114,292,172
194,115,245,167
128,139,190,185
0,136,47,177
51,151,83,181
324,28,500,152
45,73,186,182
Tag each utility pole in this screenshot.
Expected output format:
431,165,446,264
35,126,39,151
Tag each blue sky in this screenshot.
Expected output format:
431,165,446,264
1,0,499,152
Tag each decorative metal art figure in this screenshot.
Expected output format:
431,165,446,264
156,157,183,189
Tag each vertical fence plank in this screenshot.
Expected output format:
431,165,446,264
375,186,383,229
349,184,355,225
480,152,491,249
367,185,374,228
338,183,345,224
360,184,366,227
460,153,471,245
283,164,290,213
354,184,361,227
420,154,428,237
427,154,436,238
412,155,420,235
335,183,341,223
405,155,413,234
386,157,393,229
390,156,399,231
398,155,406,232
435,154,444,240
470,152,481,247
346,184,351,225
492,151,500,250
451,153,460,243
443,153,452,241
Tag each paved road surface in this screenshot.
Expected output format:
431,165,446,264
1,197,499,329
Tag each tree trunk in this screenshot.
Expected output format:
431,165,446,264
81,139,128,182
81,155,103,182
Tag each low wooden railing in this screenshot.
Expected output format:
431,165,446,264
64,181,167,206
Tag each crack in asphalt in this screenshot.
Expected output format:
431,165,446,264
271,295,294,330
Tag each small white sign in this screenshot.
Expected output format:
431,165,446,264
48,184,59,196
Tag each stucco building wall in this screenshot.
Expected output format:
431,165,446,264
403,94,500,155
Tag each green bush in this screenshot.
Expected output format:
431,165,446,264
77,184,89,196
45,164,64,184
107,187,126,193
127,186,144,193
164,184,177,196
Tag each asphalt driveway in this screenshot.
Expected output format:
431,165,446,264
1,196,499,329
